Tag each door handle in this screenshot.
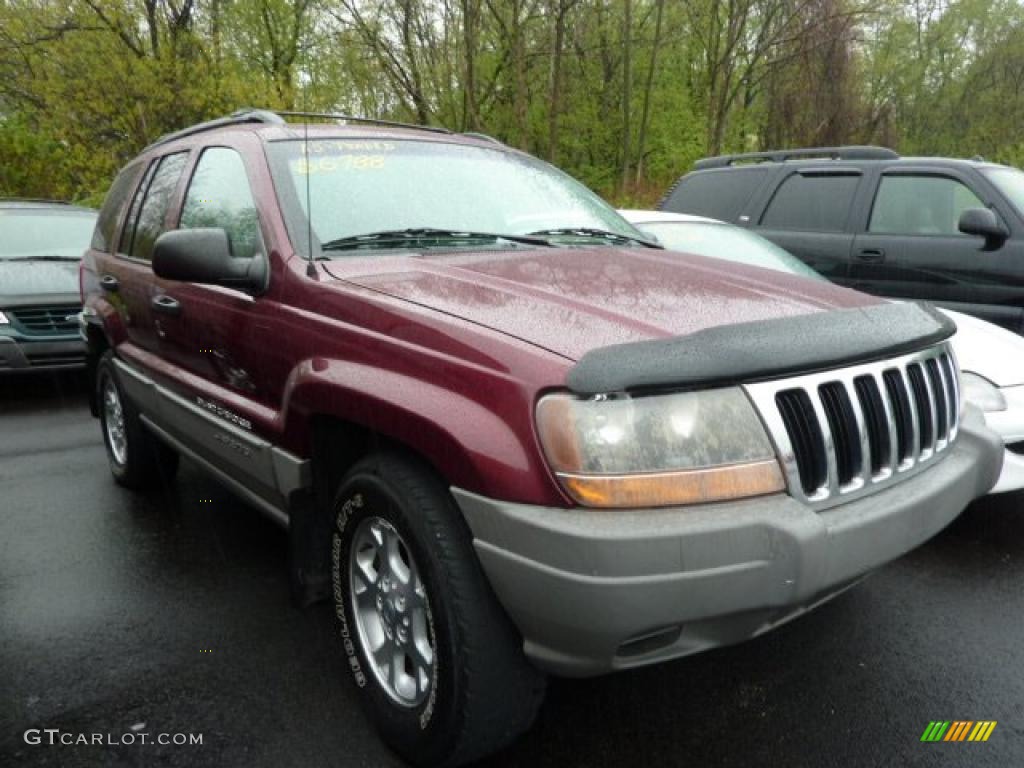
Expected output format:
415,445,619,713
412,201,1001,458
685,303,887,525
99,274,120,292
856,248,886,263
151,294,181,316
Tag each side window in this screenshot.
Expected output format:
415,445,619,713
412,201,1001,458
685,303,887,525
180,148,262,260
869,175,985,236
92,165,142,252
120,152,188,261
760,173,860,232
118,161,158,255
662,168,768,219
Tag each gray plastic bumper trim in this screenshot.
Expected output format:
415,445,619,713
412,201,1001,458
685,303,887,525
113,356,309,525
453,407,1001,677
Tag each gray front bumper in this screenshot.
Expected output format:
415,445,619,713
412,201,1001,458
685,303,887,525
455,407,1001,677
0,336,86,372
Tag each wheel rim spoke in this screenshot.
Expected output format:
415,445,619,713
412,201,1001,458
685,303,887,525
411,608,434,667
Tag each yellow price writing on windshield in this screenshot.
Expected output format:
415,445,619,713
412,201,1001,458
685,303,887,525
293,155,386,175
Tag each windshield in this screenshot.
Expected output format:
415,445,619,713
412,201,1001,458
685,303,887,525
268,138,643,254
635,220,823,280
0,209,97,259
983,166,1024,217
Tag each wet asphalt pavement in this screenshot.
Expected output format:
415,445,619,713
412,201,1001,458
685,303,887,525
1,373,1022,768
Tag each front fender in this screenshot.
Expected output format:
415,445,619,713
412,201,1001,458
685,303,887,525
280,359,567,507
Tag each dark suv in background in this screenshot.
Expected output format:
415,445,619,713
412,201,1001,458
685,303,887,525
660,146,1024,334
0,199,96,372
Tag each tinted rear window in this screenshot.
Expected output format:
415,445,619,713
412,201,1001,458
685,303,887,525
660,168,768,220
91,165,142,252
760,173,859,232
119,152,188,261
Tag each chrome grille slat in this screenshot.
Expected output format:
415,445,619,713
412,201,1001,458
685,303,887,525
881,369,912,469
847,375,879,485
909,363,937,458
925,358,949,448
873,371,900,478
901,366,923,466
937,353,959,441
808,388,841,496
744,343,960,511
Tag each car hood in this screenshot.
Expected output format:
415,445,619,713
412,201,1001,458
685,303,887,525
0,259,80,307
323,247,885,360
940,308,1024,387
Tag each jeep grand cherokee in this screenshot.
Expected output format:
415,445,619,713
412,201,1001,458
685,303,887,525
81,111,1001,767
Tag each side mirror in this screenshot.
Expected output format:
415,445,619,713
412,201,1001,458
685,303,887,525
958,208,1008,250
152,228,266,294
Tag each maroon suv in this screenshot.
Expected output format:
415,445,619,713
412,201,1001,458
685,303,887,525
81,109,1001,766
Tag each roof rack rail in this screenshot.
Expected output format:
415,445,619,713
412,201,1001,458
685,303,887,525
461,131,503,144
145,108,285,150
694,145,899,170
144,107,455,152
276,110,452,135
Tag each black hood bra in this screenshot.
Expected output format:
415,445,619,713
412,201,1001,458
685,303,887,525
567,301,956,395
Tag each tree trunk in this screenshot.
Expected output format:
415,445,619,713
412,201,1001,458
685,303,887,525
620,0,632,192
462,0,479,131
635,0,664,183
513,0,529,149
547,0,567,162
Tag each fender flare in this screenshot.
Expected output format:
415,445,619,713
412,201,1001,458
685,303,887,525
281,359,539,501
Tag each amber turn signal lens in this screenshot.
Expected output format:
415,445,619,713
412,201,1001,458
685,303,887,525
557,460,785,508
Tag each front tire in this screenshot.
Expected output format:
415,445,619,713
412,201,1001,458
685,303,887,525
96,351,178,490
330,452,545,766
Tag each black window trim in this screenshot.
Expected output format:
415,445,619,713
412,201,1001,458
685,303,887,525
795,167,863,177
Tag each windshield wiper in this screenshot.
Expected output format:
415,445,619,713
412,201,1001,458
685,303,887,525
526,227,662,248
320,227,553,253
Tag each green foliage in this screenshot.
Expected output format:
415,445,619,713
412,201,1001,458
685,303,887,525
1,0,1022,209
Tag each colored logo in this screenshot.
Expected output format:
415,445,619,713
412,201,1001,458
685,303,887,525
921,721,997,742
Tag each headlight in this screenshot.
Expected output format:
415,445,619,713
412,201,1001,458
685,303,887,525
960,372,1006,412
536,387,785,508
0,310,8,324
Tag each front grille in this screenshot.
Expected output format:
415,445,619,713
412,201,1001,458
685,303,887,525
10,305,80,334
745,343,960,509
25,351,86,367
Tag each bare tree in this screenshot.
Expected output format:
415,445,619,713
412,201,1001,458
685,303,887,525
635,0,665,182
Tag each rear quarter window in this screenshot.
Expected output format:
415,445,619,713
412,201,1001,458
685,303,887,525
760,173,860,232
91,164,143,252
118,152,189,261
660,167,768,220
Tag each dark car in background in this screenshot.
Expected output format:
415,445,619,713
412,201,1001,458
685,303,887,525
659,146,1024,334
0,199,96,372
